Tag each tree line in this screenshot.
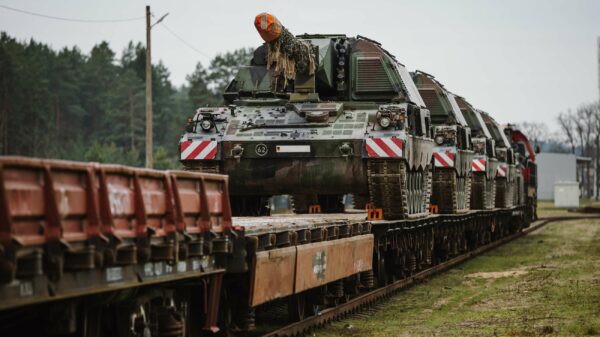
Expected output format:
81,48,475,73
555,101,600,198
520,100,600,198
2,30,598,193
0,32,252,168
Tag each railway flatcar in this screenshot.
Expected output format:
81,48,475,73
0,150,536,337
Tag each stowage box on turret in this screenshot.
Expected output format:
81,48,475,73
179,13,434,218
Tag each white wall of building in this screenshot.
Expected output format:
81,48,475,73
537,152,577,200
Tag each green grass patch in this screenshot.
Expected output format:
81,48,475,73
317,219,600,337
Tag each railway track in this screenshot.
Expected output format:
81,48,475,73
262,215,600,337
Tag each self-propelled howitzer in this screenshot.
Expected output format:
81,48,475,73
479,111,518,208
454,96,499,210
412,71,474,213
179,13,434,218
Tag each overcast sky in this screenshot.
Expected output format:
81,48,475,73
1,0,599,129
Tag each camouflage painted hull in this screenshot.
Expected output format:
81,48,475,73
179,32,437,216
223,156,367,196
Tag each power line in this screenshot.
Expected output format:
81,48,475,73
159,23,211,58
0,4,144,23
0,3,211,59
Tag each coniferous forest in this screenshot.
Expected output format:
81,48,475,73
0,32,252,168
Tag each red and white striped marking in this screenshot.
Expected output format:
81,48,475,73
180,140,218,160
497,164,507,177
365,137,404,158
471,158,486,172
433,151,455,168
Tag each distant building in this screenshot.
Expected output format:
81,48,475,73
536,152,595,200
537,153,577,200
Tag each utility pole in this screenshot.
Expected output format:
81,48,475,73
145,5,153,168
144,6,168,168
597,36,600,199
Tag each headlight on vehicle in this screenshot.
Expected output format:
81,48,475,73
435,135,445,145
378,116,391,129
200,119,213,132
339,142,353,156
231,144,244,158
376,106,404,130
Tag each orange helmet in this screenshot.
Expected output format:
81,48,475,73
254,13,282,42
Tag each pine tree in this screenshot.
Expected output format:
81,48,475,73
0,31,254,169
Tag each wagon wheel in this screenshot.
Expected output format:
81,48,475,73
375,249,386,286
288,293,307,322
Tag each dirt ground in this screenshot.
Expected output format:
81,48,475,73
317,217,600,337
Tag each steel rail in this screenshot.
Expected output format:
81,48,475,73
262,215,600,337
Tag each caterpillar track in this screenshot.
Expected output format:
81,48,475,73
431,169,472,213
495,178,515,208
366,159,431,220
471,172,496,209
351,194,369,210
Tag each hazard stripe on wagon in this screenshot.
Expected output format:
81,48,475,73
497,164,507,177
472,159,486,172
180,140,218,160
365,138,404,158
433,151,455,168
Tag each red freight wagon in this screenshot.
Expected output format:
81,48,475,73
0,157,227,333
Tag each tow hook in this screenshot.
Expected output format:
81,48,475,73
339,143,353,159
231,144,244,162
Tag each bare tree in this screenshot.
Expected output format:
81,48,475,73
565,102,600,198
573,104,595,157
553,102,600,199
544,131,570,153
518,121,549,145
557,111,577,153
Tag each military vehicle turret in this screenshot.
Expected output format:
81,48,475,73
412,72,473,213
454,96,499,210
479,111,517,208
179,13,434,218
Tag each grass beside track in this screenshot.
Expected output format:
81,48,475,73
317,217,600,337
